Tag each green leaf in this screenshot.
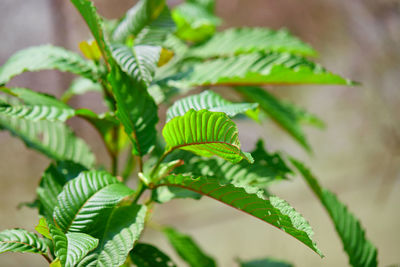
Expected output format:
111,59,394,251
0,229,48,255
134,6,176,46
163,109,253,164
290,159,378,267
48,223,98,267
112,0,166,43
0,45,99,85
2,87,73,109
172,140,292,188
0,103,76,122
110,44,161,87
50,258,62,267
186,0,215,13
155,175,322,256
37,161,86,221
235,86,325,151
187,28,317,58
53,170,135,234
71,0,113,63
108,66,158,156
77,204,147,267
130,243,177,267
239,258,293,267
163,227,216,267
172,3,221,42
61,77,102,103
0,114,95,168
35,218,52,240
166,90,259,122
172,52,355,88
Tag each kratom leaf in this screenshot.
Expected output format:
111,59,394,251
187,28,316,58
37,161,86,221
187,0,215,13
166,90,259,122
130,243,177,267
135,6,176,46
112,0,166,43
172,52,354,88
53,170,135,234
61,77,102,103
163,227,216,267
48,223,98,267
0,45,99,85
77,204,147,267
110,44,161,87
2,87,73,109
239,258,293,267
50,258,62,267
172,3,221,42
35,218,52,240
235,86,325,151
290,159,378,267
71,0,113,63
79,40,102,61
155,175,322,256
172,140,292,188
0,103,75,122
0,229,48,255
0,115,95,168
162,109,253,164
108,66,158,156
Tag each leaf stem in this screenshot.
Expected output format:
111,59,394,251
111,126,119,176
133,181,147,203
150,150,171,178
42,253,52,264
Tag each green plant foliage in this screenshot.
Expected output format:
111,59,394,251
172,140,292,188
108,66,158,156
235,86,324,151
172,3,221,42
187,0,215,13
110,44,161,87
0,45,98,85
290,159,378,267
134,7,176,46
0,229,48,255
71,0,112,63
53,170,135,234
187,28,317,58
48,223,98,267
0,114,95,168
163,227,216,267
35,218,52,240
239,258,293,267
61,78,102,103
172,52,354,89
0,0,375,265
162,109,254,163
77,204,147,267
130,243,177,267
155,175,322,256
166,90,259,122
37,161,86,221
112,0,166,43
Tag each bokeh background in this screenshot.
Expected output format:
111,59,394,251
0,0,399,266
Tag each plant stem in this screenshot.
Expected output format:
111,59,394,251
133,181,147,203
138,156,144,173
111,126,119,176
150,150,171,178
42,253,52,264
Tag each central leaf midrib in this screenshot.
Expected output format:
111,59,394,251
64,182,122,232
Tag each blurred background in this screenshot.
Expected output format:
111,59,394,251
0,0,399,266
